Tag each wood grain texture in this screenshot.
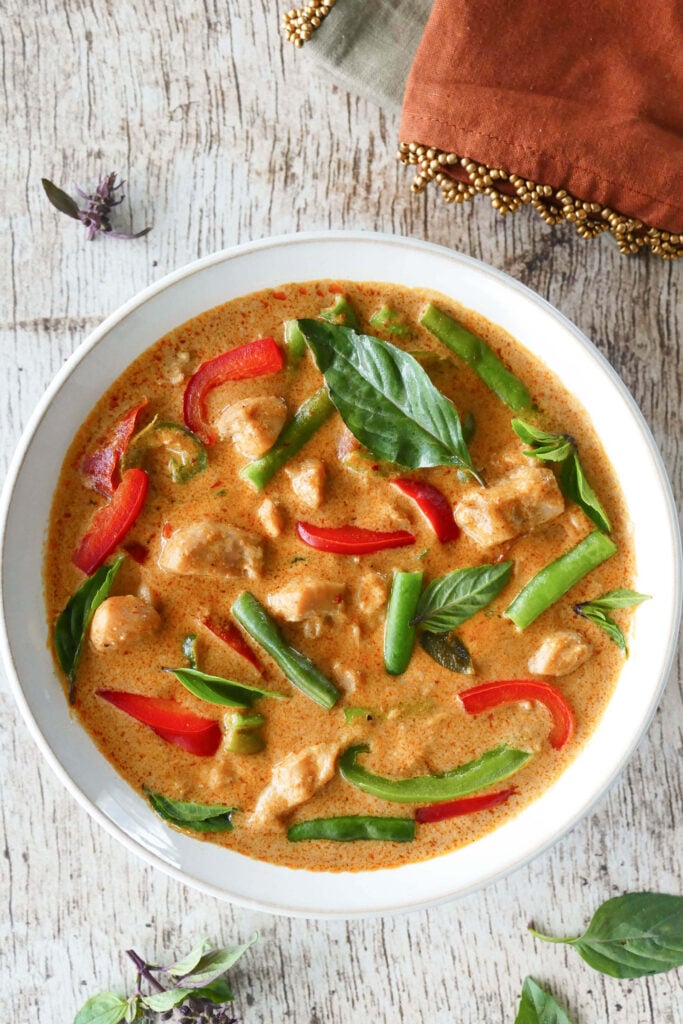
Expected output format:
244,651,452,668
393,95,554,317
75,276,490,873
1,2,681,1022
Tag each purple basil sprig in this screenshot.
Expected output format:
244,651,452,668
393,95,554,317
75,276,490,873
42,172,151,240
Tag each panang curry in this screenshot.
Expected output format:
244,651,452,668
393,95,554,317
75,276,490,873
44,282,647,871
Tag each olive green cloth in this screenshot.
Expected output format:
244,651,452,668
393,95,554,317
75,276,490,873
303,0,432,112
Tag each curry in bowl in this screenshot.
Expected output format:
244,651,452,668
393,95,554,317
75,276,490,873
44,281,647,872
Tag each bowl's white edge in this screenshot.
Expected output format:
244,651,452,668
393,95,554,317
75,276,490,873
1,230,681,919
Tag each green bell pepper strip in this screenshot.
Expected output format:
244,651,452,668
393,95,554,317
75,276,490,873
225,710,265,754
288,815,415,843
240,386,335,490
319,294,360,330
369,305,412,337
421,303,532,411
339,743,531,804
504,530,617,629
231,592,341,709
284,320,307,365
383,570,423,675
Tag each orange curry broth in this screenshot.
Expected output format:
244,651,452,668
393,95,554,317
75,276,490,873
44,281,634,872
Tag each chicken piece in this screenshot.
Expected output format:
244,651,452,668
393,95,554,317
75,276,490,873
159,521,264,579
266,577,344,621
454,465,564,547
90,595,161,651
528,630,593,676
250,743,341,828
215,396,287,459
356,572,387,617
285,458,326,508
257,498,285,538
332,662,361,694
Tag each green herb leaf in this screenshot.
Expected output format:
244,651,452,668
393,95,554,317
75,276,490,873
165,666,286,707
142,988,193,1012
575,605,628,652
145,789,237,832
574,589,649,655
182,633,198,669
412,562,512,632
123,995,139,1024
42,177,81,220
73,993,128,1024
167,938,213,978
192,977,234,1004
577,588,651,610
514,977,572,1024
419,631,474,673
530,893,683,978
296,320,480,480
511,419,574,462
560,451,611,533
179,935,258,988
54,556,124,701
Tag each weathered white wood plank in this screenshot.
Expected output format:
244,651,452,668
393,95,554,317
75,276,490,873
1,1,681,1022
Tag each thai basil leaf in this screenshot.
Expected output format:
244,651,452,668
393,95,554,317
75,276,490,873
182,633,198,669
296,320,480,480
145,789,237,833
419,631,474,674
42,178,81,220
178,935,258,988
530,893,683,978
167,938,212,978
514,977,572,1024
574,590,649,655
123,996,139,1024
165,666,286,707
192,977,234,1003
54,555,124,702
511,419,574,462
73,993,128,1024
142,988,193,1012
411,562,512,632
560,452,611,533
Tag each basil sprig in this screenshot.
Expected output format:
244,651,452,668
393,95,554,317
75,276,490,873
574,588,650,654
54,555,124,702
411,562,512,633
511,418,611,532
296,320,481,481
164,666,286,707
530,892,683,978
145,789,238,833
514,977,572,1024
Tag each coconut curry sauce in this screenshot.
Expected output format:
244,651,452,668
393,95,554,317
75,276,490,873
45,281,636,871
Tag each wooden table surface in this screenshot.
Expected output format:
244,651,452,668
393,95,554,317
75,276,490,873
2,3,681,1021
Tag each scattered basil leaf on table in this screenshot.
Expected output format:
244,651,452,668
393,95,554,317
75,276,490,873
511,419,574,462
560,451,611,533
54,555,124,702
574,590,650,654
164,666,286,706
296,319,481,481
411,562,512,632
530,892,683,978
419,630,474,673
172,937,258,988
73,992,128,1024
167,938,213,978
145,789,237,832
514,977,572,1024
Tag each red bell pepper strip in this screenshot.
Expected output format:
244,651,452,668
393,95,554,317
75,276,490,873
72,468,149,575
183,337,284,445
97,690,221,756
390,478,459,542
459,679,575,750
201,615,263,673
296,521,416,555
415,787,516,824
82,400,148,497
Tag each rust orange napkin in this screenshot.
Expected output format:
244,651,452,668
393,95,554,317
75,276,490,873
399,0,683,257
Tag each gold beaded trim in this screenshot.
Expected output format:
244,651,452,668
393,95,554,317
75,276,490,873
282,1,337,47
398,141,682,259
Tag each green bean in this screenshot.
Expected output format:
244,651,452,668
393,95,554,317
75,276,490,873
225,710,265,755
287,815,415,843
339,743,531,803
383,570,423,675
504,530,617,629
240,386,334,490
231,592,340,709
319,294,360,330
284,320,307,365
369,305,412,337
421,303,532,411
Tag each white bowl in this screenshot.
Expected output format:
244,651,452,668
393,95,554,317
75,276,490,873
1,232,680,918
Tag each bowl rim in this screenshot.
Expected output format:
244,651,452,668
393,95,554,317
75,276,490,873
1,229,681,918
